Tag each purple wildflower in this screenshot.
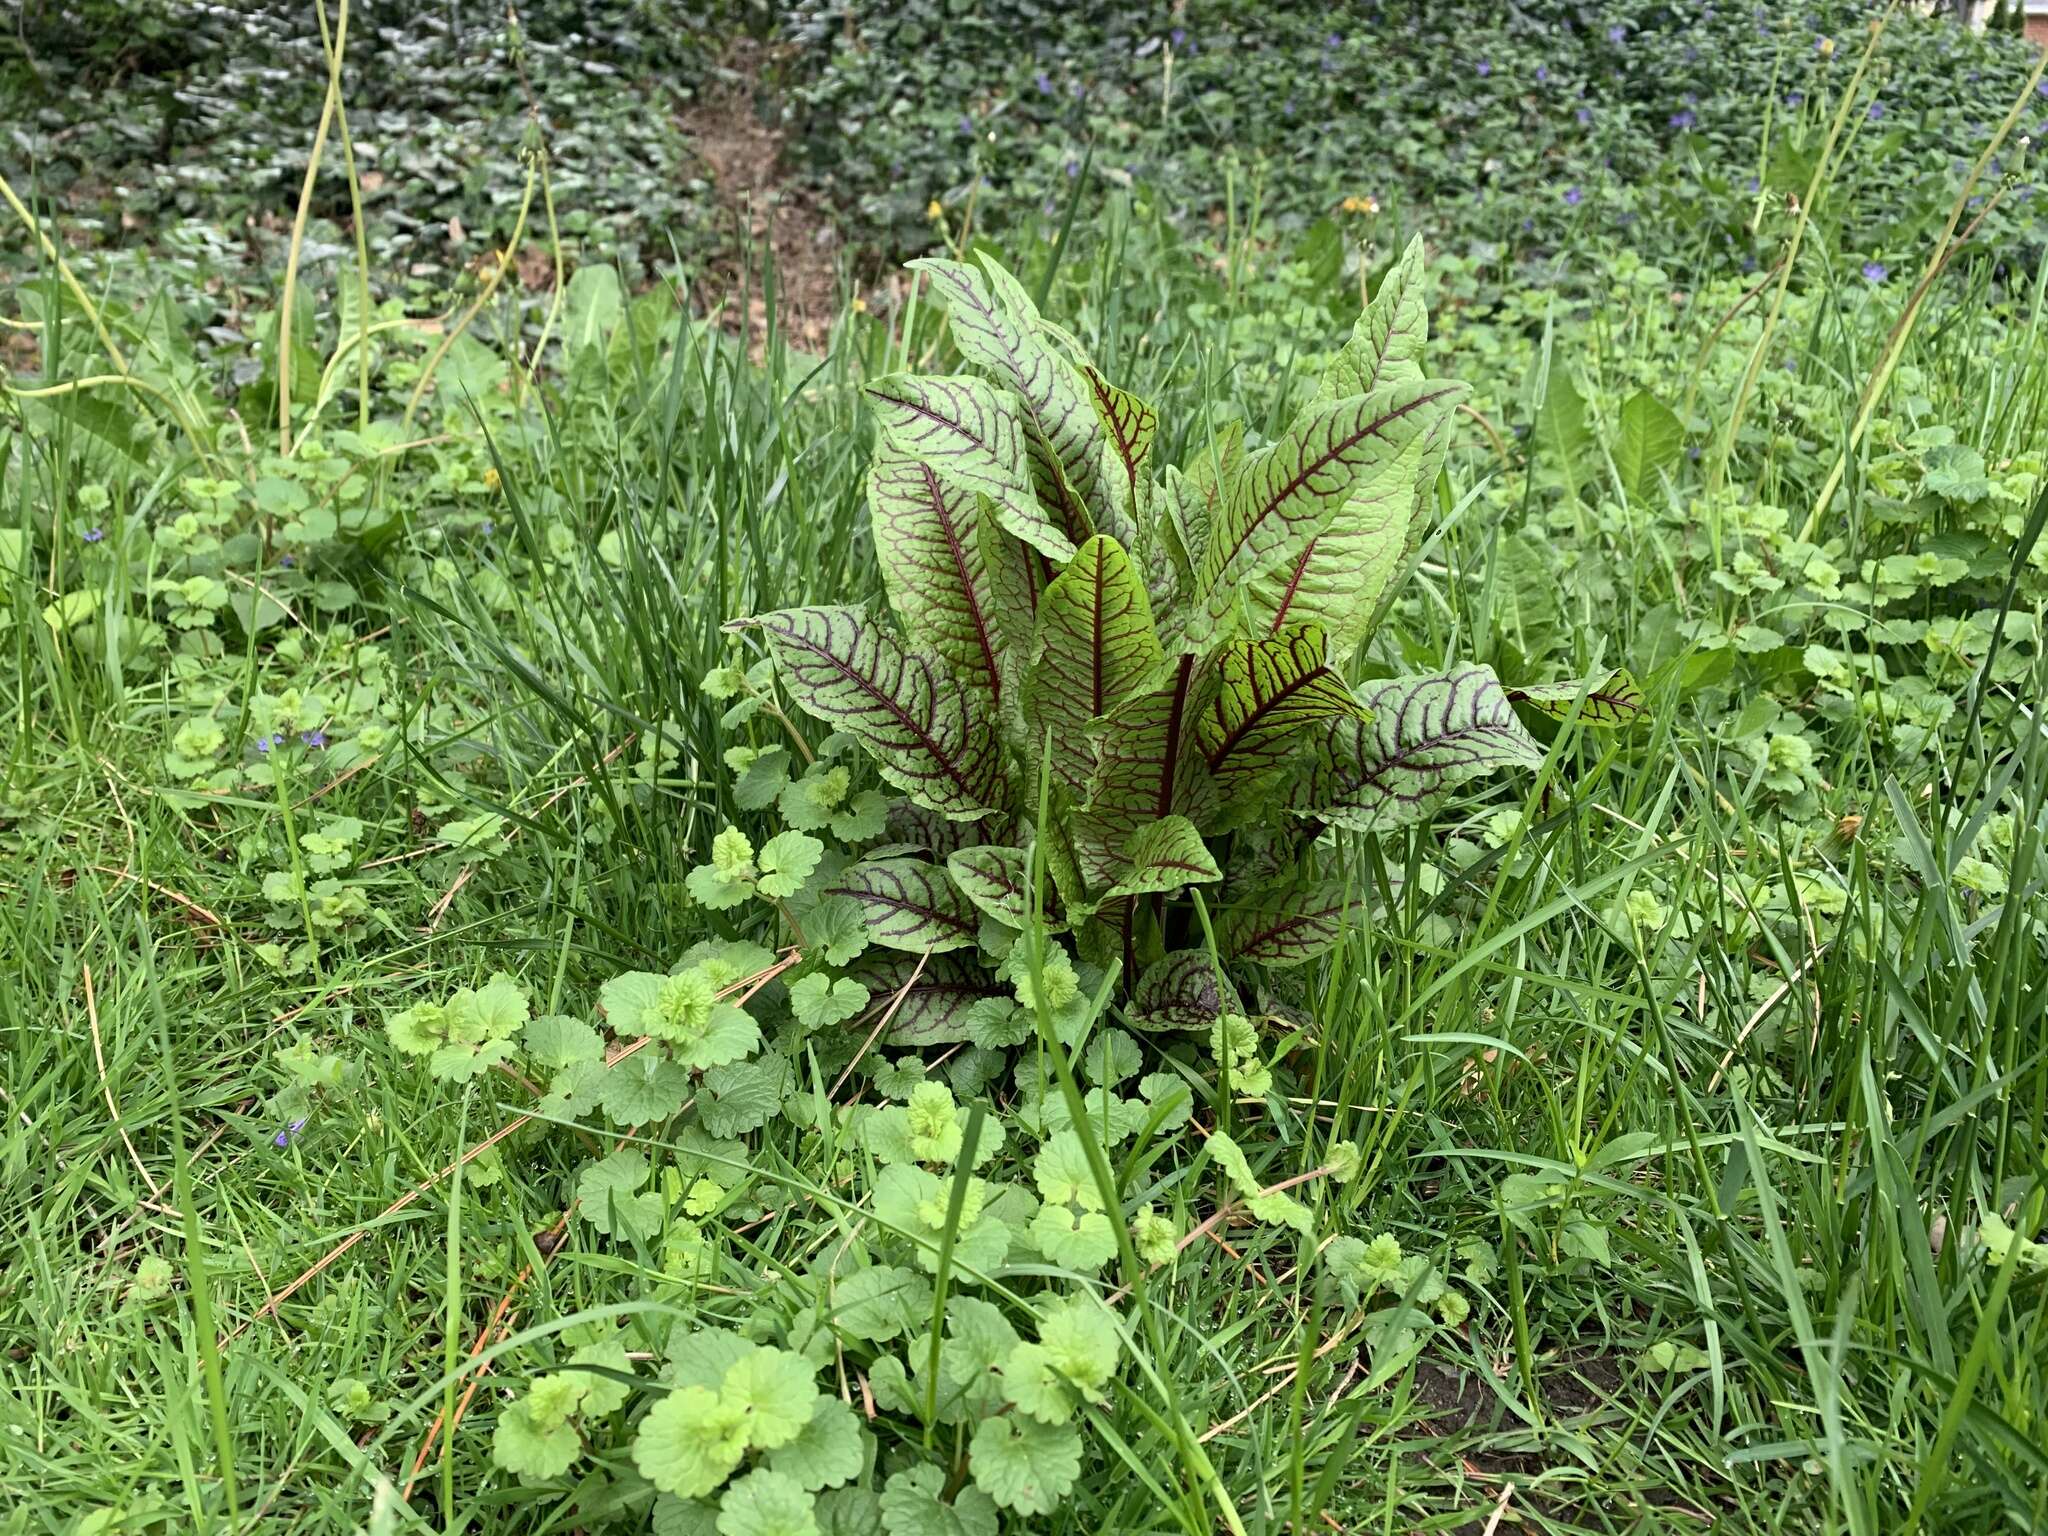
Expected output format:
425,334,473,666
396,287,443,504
1564,185,1583,206
1608,23,1627,42
1170,26,1186,47
1670,108,1697,130
255,733,282,755
1786,90,1803,106
275,1116,308,1149
300,729,327,748
278,553,295,568
1577,107,1593,126
958,114,974,136
1326,32,1342,47
1476,58,1491,77
1064,158,1080,178
1535,65,1549,83
1035,70,1053,94
82,526,104,543
1862,260,1887,283
1867,100,1884,121
481,519,495,536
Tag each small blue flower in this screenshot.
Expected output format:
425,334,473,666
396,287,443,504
958,114,974,136
81,526,104,543
1577,107,1592,126
1786,90,1803,106
1669,108,1697,130
481,519,495,536
1476,58,1491,77
1170,27,1186,47
1535,65,1549,83
300,729,327,749
1608,23,1627,42
1326,32,1342,47
274,1116,308,1149
278,553,295,568
1564,185,1583,206
255,733,282,755
1867,100,1884,121
1064,158,1079,178
1862,260,1887,283
1035,70,1053,94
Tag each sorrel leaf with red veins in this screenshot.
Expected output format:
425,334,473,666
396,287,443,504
1024,535,1163,793
1508,669,1646,728
825,858,980,952
1128,950,1240,1032
865,373,1075,562
1297,665,1545,832
869,446,1005,703
1221,880,1350,966
1197,626,1367,801
741,606,1011,822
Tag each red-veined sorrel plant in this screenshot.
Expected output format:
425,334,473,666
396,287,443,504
724,240,1552,1041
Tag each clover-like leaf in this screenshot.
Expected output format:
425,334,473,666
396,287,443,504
1206,1131,1313,1235
633,1384,749,1500
491,1394,582,1482
790,974,871,1030
765,1397,864,1491
578,1149,665,1239
714,1467,818,1536
878,1465,999,1536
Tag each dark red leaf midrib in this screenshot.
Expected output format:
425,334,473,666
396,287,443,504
919,462,1002,706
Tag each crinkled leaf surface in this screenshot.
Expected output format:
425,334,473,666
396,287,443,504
1198,626,1367,798
1024,535,1163,793
824,859,978,953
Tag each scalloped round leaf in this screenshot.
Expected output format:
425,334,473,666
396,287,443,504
968,1414,1082,1516
825,859,977,953
879,1465,998,1536
765,1396,865,1491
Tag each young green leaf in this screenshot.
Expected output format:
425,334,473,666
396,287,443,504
1128,950,1238,1031
1312,234,1430,404
1508,668,1646,728
968,1414,1082,1516
1613,388,1684,503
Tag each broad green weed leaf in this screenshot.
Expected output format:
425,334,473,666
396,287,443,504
1509,668,1646,728
1205,1131,1313,1234
1095,814,1222,901
910,255,1105,547
869,447,1005,704
1298,665,1545,832
1074,660,1218,887
716,1468,816,1536
1082,365,1158,542
1312,234,1430,403
943,845,1030,929
741,607,1010,822
1200,380,1466,634
492,1394,582,1482
1534,357,1594,495
1129,950,1238,1031
829,1264,932,1343
1614,389,1684,503
633,1385,749,1499
790,973,871,1029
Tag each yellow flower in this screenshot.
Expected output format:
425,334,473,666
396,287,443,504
926,199,944,221
482,465,501,492
1340,194,1380,216
1816,35,1834,58
851,296,868,313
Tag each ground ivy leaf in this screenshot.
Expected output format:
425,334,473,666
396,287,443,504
716,1466,818,1536
765,1396,865,1491
491,1395,582,1482
790,973,871,1029
967,1414,1081,1516
1030,1204,1117,1271
663,1328,756,1393
757,830,826,899
878,1464,998,1536
578,1149,664,1240
599,970,668,1034
632,1384,749,1500
721,1346,819,1451
828,1264,932,1343
526,1013,604,1069
700,1053,791,1137
601,1052,695,1127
